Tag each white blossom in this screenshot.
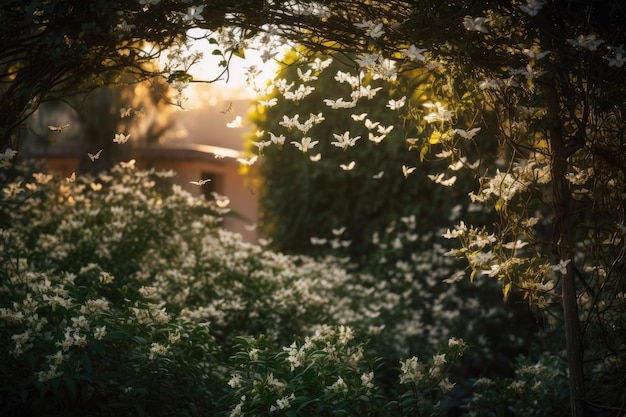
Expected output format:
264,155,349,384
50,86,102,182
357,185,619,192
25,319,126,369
567,34,605,51
463,16,489,33
520,0,543,16
400,45,427,62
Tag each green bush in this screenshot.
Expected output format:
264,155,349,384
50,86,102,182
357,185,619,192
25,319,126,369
0,158,471,416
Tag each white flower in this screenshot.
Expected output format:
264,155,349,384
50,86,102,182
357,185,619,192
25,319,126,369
113,133,131,144
269,132,285,145
479,79,502,90
329,376,348,392
331,131,360,150
284,84,315,101
226,116,243,128
448,337,466,348
386,96,406,110
432,353,446,367
249,348,259,361
138,286,158,298
284,343,305,370
468,250,495,266
0,148,18,167
520,0,543,16
463,16,489,33
237,155,259,166
453,127,481,139
148,342,169,360
353,85,382,100
334,70,361,87
323,98,357,109
355,52,381,68
340,161,356,171
354,20,385,39
428,173,457,186
368,133,385,144
502,240,529,250
117,19,136,33
364,119,379,130
551,259,571,274
567,34,605,51
291,137,319,153
181,5,204,22
604,45,626,67
377,124,393,135
280,114,299,130
400,356,423,384
522,47,550,60
258,98,278,107
338,325,354,344
297,68,318,82
270,393,295,411
94,326,107,340
402,165,416,178
439,377,456,393
228,373,242,388
400,45,428,62
253,140,271,153
423,102,454,123
310,57,333,71
361,372,374,389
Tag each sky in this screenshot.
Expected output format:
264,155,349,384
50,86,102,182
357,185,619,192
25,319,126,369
183,32,280,107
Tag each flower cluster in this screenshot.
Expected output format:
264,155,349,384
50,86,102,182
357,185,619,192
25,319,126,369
224,328,466,417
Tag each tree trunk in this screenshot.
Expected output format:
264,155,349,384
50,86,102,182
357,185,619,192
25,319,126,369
545,82,586,417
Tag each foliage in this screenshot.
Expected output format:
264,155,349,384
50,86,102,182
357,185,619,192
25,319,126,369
467,353,570,417
0,157,472,416
0,154,530,365
223,329,468,417
248,50,488,257
3,0,626,415
245,48,542,382
0,159,350,347
0,0,411,149
233,1,626,415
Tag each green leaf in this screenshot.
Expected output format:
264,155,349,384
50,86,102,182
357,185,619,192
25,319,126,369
64,375,77,397
81,353,93,373
91,339,105,356
132,336,149,345
469,269,477,283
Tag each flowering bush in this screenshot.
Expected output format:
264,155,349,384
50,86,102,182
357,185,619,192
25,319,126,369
0,160,370,347
222,326,467,417
0,159,471,415
467,354,570,417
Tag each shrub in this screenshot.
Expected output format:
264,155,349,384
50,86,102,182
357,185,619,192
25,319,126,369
1,159,470,415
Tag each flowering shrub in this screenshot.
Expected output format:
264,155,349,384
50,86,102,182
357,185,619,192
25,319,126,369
222,326,467,417
467,354,569,417
248,51,538,368
0,161,371,347
1,159,471,415
306,215,541,375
